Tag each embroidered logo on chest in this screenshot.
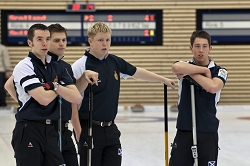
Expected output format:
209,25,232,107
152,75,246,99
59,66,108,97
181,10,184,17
54,75,58,82
114,71,118,80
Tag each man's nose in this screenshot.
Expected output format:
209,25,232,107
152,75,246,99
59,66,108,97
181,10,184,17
199,47,203,52
43,40,48,46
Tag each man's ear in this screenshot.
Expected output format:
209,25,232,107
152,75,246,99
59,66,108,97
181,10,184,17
190,45,193,53
209,46,212,51
27,39,32,47
88,37,92,45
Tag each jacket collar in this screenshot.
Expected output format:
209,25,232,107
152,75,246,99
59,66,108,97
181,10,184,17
28,52,52,66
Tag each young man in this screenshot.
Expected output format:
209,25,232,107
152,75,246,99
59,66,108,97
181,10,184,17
72,22,175,166
9,23,82,166
47,23,82,166
5,23,99,165
0,43,11,107
48,23,99,165
169,30,228,166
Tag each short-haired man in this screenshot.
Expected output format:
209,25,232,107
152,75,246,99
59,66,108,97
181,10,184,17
9,23,82,166
72,22,175,166
169,30,228,166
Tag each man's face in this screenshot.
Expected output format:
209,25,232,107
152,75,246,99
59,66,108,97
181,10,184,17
190,37,212,66
49,32,67,56
28,30,50,58
88,32,111,59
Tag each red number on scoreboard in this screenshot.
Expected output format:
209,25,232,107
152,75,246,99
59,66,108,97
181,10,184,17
144,30,149,36
108,15,113,22
72,4,80,11
89,15,94,22
144,15,149,21
84,15,94,22
86,4,94,10
149,15,155,21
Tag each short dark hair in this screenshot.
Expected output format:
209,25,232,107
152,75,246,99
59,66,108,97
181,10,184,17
27,23,49,41
48,23,67,37
190,30,211,46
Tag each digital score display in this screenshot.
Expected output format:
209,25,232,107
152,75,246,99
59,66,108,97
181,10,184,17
66,3,96,12
1,10,162,46
196,9,250,45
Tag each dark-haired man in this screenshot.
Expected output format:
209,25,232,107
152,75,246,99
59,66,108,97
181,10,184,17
169,30,228,166
9,23,82,166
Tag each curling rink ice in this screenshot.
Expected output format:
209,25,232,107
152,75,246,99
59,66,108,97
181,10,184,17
0,105,249,166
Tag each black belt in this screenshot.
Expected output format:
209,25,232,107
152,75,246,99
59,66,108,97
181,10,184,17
30,119,69,128
54,122,69,128
30,119,56,125
92,120,113,127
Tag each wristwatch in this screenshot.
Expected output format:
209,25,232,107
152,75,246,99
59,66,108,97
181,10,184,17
54,82,59,91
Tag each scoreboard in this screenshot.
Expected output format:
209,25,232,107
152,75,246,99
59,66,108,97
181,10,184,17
196,9,250,45
1,10,162,46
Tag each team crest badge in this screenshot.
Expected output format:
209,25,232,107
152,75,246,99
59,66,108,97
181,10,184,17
114,71,118,80
218,68,228,80
54,75,58,82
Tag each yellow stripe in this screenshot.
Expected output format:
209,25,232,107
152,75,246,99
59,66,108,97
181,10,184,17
165,132,169,166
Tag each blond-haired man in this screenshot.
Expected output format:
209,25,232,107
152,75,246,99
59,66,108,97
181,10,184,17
72,22,175,166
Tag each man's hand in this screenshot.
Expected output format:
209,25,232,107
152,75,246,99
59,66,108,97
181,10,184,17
84,70,99,86
204,68,212,79
163,78,175,89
